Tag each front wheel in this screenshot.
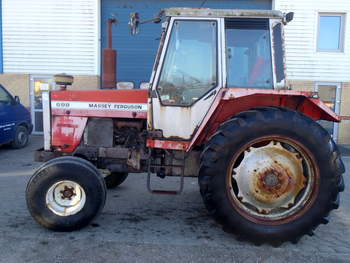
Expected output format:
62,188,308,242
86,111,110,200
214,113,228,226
26,156,107,231
199,107,345,245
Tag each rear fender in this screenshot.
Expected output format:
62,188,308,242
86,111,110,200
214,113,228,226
188,88,340,151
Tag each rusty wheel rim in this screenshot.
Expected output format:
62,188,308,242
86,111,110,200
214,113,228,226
227,135,319,225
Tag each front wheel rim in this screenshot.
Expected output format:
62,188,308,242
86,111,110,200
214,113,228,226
227,136,319,225
46,180,86,216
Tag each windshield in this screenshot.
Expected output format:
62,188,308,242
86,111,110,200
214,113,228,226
226,18,273,89
157,20,217,106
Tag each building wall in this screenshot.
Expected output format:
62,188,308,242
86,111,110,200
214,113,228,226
0,73,30,107
0,0,100,107
274,0,350,82
2,0,99,75
275,0,350,144
339,83,350,144
0,0,3,73
289,80,350,144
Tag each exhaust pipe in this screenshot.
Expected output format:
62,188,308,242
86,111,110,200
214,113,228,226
102,18,117,89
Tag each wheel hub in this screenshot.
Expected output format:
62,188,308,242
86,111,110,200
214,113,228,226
262,171,281,188
60,186,76,200
233,141,306,214
46,180,86,216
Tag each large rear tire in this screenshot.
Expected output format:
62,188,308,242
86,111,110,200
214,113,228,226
105,172,128,189
199,107,345,245
26,156,107,231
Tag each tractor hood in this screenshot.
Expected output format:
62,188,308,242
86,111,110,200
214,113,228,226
50,89,148,119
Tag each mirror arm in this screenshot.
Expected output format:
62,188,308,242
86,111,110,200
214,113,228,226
129,10,164,35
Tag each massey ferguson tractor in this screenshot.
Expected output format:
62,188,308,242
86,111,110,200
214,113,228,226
26,8,345,245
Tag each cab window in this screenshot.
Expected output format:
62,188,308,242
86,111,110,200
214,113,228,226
0,86,12,106
226,18,273,89
157,20,217,106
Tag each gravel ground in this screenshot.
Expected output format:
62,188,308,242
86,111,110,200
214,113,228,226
0,135,349,263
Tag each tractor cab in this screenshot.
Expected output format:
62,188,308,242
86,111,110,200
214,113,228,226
131,8,293,140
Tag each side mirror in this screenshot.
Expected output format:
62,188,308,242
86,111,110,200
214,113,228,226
283,12,294,24
14,96,20,104
129,12,140,35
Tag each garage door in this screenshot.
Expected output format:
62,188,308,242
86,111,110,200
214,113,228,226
101,0,272,88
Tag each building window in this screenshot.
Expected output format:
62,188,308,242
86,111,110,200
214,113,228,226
317,14,345,52
315,83,341,142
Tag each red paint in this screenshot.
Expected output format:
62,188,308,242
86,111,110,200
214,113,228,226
51,116,87,153
51,89,148,104
49,87,340,153
187,88,340,151
52,109,147,119
147,139,189,151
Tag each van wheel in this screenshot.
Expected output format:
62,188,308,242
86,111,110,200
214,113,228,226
11,125,29,148
198,107,345,245
26,156,107,231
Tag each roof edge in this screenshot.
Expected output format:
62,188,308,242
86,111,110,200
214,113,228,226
165,8,284,19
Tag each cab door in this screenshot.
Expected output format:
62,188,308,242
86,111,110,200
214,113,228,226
149,18,224,140
0,86,16,144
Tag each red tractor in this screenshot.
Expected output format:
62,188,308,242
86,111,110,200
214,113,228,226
26,8,345,245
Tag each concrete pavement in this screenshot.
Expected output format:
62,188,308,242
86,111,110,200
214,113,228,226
0,135,349,263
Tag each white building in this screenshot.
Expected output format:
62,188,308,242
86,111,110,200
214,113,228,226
0,0,349,143
274,0,350,143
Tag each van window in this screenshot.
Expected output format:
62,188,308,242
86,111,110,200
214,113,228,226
0,86,12,106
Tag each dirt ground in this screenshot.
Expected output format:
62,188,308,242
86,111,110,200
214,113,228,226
0,135,349,263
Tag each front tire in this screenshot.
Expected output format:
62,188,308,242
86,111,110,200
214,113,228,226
26,156,107,231
199,107,345,245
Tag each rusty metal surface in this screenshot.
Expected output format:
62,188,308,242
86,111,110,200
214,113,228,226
103,49,117,89
34,148,65,162
102,18,117,89
227,136,318,224
146,139,189,151
233,141,305,215
165,8,283,19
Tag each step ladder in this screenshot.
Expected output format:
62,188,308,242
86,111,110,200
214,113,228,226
147,150,185,195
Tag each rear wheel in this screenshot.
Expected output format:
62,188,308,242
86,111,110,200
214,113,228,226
26,156,107,231
199,107,345,245
104,172,128,189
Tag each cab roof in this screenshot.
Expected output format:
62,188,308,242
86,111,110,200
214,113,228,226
164,8,284,19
